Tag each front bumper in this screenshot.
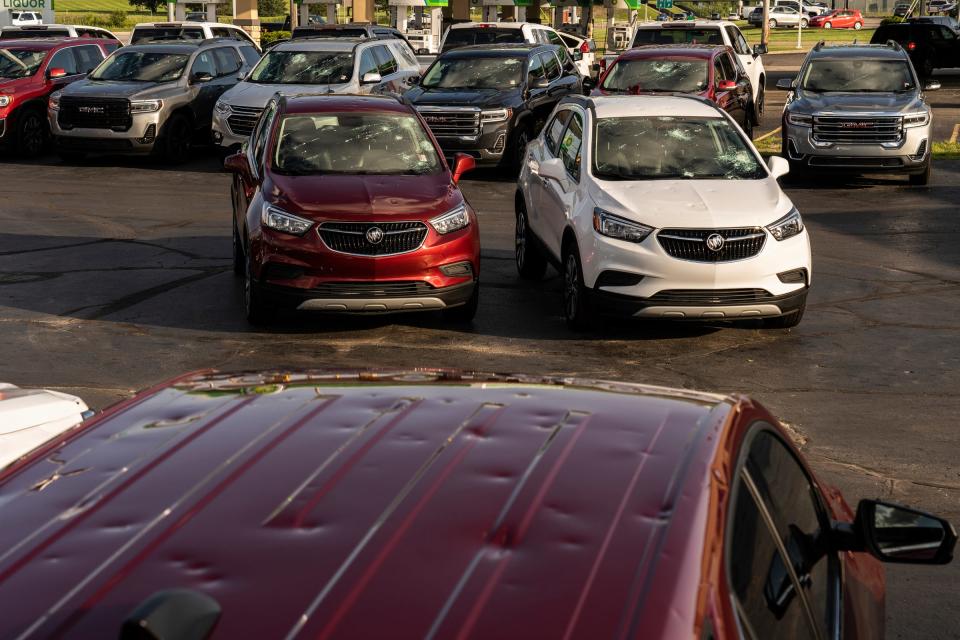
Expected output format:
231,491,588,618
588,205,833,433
430,121,512,167
783,122,930,173
262,279,477,313
589,286,808,320
48,109,162,154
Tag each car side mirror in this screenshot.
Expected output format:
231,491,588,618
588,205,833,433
753,43,768,56
717,79,737,90
767,155,790,179
536,157,567,183
191,71,214,84
571,49,583,61
856,499,956,564
47,67,68,79
451,152,475,183
529,75,549,89
776,77,795,90
582,76,596,94
361,71,382,84
417,47,429,55
223,152,251,176
407,75,420,86
924,80,941,91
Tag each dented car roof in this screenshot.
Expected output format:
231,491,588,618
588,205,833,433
0,370,737,639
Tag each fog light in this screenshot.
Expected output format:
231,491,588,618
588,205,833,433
138,124,156,144
777,268,807,284
493,133,505,153
440,261,473,277
911,139,927,161
213,130,223,144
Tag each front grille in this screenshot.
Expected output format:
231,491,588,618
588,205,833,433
647,289,775,305
812,115,902,144
658,228,766,262
309,281,436,297
416,107,480,139
226,105,263,137
808,156,904,168
58,97,131,131
319,221,428,256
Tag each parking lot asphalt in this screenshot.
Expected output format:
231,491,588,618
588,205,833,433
2,70,960,637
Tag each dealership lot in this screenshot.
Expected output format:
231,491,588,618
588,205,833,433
1,62,960,636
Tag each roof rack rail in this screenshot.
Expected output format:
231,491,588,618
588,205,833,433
812,39,826,51
885,38,902,50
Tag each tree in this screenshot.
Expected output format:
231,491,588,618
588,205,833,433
129,0,166,13
259,0,287,17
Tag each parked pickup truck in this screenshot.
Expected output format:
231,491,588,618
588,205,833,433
260,14,324,33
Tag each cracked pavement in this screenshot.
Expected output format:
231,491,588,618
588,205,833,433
1,151,959,637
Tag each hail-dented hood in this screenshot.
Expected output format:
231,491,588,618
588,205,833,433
0,369,745,639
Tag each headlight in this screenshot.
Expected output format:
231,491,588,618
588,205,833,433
0,95,10,108
593,208,653,243
48,91,61,111
766,208,804,241
786,111,812,126
130,99,162,114
902,112,929,128
215,100,232,116
261,203,313,236
480,108,511,124
430,204,470,235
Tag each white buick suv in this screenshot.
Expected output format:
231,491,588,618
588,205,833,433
515,94,811,329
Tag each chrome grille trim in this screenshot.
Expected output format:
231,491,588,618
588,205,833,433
226,105,264,137
657,227,767,263
415,105,481,139
318,221,429,256
812,115,903,144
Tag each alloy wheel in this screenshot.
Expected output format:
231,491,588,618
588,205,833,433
563,252,579,322
515,208,527,271
19,112,45,157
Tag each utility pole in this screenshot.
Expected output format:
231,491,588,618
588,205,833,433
289,0,299,29
761,0,770,47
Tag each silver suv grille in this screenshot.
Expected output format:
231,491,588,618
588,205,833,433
416,107,480,139
226,105,264,138
812,115,903,144
319,221,429,256
658,228,766,262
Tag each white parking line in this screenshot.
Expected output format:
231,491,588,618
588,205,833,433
950,123,959,144
755,126,782,142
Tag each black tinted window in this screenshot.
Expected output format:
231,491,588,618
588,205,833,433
545,109,572,155
239,46,261,66
74,45,104,73
131,26,204,43
191,51,217,78
443,27,525,51
47,48,79,74
540,51,560,80
633,27,724,46
213,47,242,76
527,53,544,84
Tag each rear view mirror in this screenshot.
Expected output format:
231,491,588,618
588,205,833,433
767,155,790,179
191,71,214,84
776,77,795,90
223,152,250,175
451,152,475,183
753,43,768,56
535,157,567,183
361,71,382,84
530,75,549,89
857,500,956,564
582,76,596,94
924,80,941,91
717,80,737,90
47,67,68,79
571,49,583,61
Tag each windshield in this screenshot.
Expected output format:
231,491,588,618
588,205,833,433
593,116,766,180
632,28,724,46
274,113,443,175
800,59,914,92
422,56,523,89
0,28,70,39
601,58,708,93
249,50,354,84
0,47,46,79
88,51,189,82
442,28,525,51
131,27,204,43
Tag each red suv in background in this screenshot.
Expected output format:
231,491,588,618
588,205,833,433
0,37,118,157
810,9,865,29
225,94,480,325
593,44,756,138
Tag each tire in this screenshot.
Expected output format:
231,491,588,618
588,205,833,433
443,281,479,323
515,198,547,279
562,244,591,330
742,111,754,139
244,247,274,326
824,20,832,28
769,18,778,27
158,113,192,164
909,158,931,186
755,82,765,119
763,304,804,329
15,108,48,158
853,21,862,29
232,216,244,276
511,125,531,172
800,18,809,27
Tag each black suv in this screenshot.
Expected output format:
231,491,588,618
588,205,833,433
406,44,582,169
871,21,960,76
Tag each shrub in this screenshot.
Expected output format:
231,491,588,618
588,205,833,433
259,0,287,18
880,16,906,24
260,30,290,46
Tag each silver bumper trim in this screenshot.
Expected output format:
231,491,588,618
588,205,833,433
634,304,784,319
297,297,448,312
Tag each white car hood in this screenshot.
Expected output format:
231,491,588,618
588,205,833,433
590,177,792,229
220,81,349,109
0,384,89,470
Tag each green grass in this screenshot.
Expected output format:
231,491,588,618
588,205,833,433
739,25,876,53
754,136,960,160
56,0,133,12
932,141,960,159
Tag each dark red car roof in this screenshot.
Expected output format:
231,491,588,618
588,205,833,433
0,37,111,50
617,44,727,61
281,94,414,116
0,370,737,638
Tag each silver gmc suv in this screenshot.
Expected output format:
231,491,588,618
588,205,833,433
48,39,259,162
778,42,939,185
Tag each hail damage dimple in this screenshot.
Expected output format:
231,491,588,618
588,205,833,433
29,467,89,493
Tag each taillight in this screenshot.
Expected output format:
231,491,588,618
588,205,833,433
907,41,916,51
579,40,590,53
599,58,607,73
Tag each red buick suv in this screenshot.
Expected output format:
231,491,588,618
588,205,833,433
225,94,480,324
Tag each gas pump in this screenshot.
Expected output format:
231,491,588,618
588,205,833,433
467,0,529,22
296,0,342,27
390,0,445,54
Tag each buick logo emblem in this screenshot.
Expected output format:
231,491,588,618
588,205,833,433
705,233,725,252
365,227,384,245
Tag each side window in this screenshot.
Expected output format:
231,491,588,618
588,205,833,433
74,45,104,73
239,45,261,67
558,47,576,75
231,27,256,45
720,53,737,82
47,48,79,75
213,47,242,77
713,57,728,84
252,102,277,171
212,27,232,38
729,475,818,640
374,45,399,76
744,430,836,640
545,30,564,47
558,111,583,181
940,26,957,40
394,41,418,68
104,42,121,53
544,109,572,156
531,28,547,43
540,51,560,81
358,46,379,79
527,53,544,86
191,51,217,78
726,26,747,54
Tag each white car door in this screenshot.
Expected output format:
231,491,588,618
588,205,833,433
525,107,572,259
539,108,586,259
725,25,765,109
